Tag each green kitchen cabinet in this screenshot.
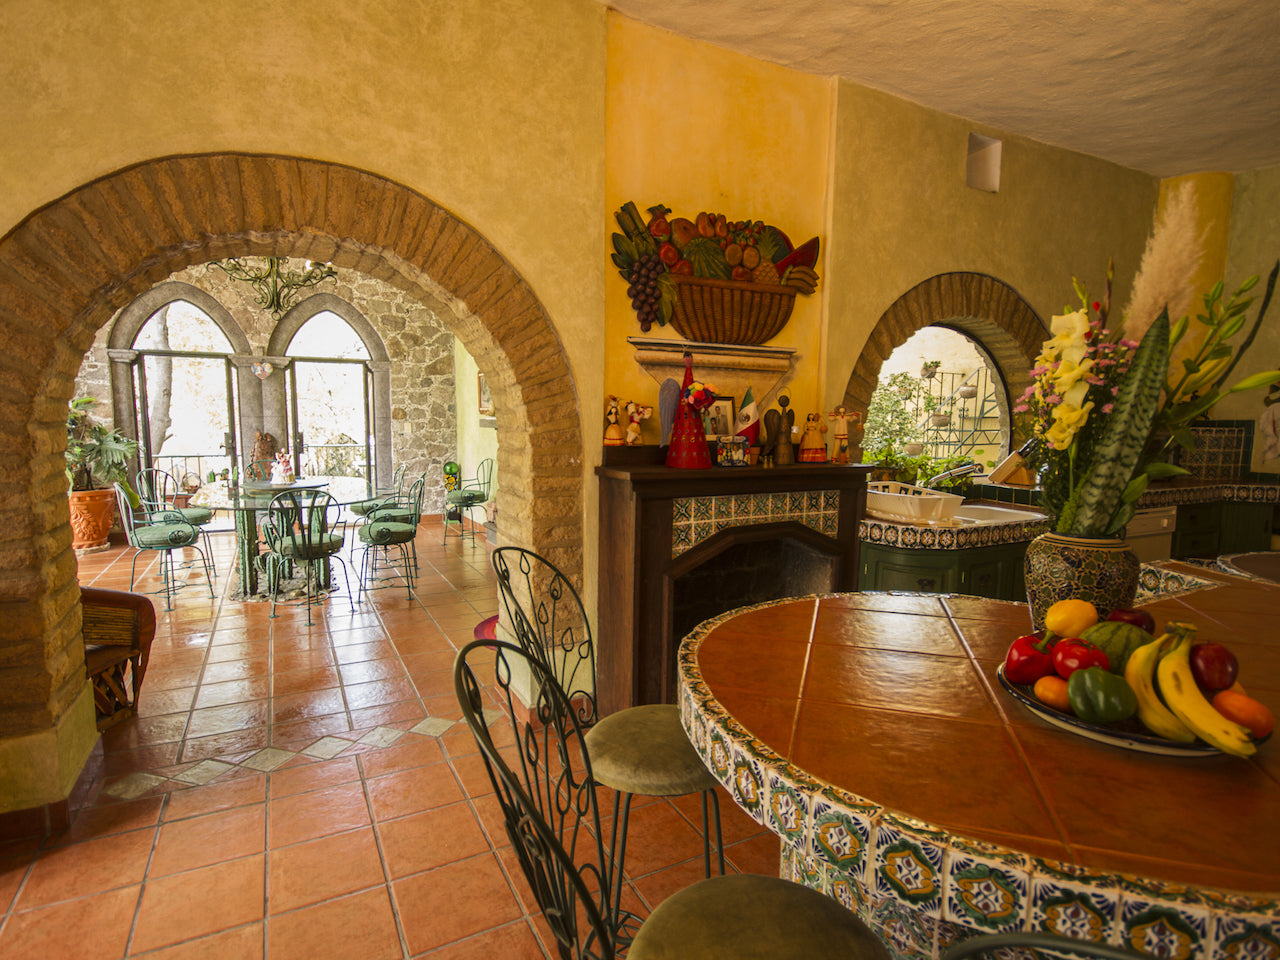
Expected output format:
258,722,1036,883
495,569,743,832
860,541,1029,601
1173,501,1275,558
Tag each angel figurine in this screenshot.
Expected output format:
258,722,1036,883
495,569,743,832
798,413,828,462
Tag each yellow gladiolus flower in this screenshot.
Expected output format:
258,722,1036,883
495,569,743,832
1044,399,1094,450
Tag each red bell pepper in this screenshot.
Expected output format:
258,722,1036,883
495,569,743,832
1004,633,1056,685
1052,638,1109,679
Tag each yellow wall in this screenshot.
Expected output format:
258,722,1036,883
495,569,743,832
604,15,833,422
1217,163,1280,472
824,82,1159,410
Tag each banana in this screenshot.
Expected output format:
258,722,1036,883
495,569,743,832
1124,634,1196,742
1155,622,1256,757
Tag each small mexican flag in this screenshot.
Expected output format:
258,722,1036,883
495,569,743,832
735,386,760,446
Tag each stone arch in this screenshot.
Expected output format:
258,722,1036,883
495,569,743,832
0,153,581,746
841,271,1048,450
267,292,394,485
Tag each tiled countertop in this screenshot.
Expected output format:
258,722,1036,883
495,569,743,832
678,567,1279,958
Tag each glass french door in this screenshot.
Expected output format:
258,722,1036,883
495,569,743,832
283,356,375,502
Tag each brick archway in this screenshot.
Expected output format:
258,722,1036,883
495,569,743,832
840,271,1048,444
0,153,582,741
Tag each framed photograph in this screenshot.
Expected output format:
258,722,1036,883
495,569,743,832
478,372,494,416
702,395,736,438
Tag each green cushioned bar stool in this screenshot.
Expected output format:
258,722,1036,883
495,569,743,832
455,639,890,960
491,545,726,924
137,468,218,576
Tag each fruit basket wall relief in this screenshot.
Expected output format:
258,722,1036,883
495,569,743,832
611,202,819,346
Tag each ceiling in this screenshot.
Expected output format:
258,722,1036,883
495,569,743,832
597,0,1280,177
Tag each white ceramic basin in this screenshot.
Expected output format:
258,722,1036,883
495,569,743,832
951,504,1046,524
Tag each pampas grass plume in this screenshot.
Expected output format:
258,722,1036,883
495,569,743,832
1122,181,1205,342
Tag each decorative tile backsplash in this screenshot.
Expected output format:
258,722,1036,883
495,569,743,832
671,490,840,557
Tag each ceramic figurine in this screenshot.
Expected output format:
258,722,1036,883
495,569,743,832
828,406,862,464
604,395,625,446
658,378,680,446
665,353,714,469
251,430,277,464
768,395,796,466
270,450,295,484
624,400,652,445
798,413,828,462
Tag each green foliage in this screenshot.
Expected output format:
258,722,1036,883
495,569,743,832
66,397,138,494
862,372,936,452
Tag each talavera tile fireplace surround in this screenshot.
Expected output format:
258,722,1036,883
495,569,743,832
596,451,873,714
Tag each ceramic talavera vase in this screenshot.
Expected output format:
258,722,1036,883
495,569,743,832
1024,532,1140,631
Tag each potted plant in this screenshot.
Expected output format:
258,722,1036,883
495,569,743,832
920,360,941,379
66,397,138,550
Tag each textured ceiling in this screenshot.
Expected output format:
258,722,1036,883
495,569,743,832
598,0,1280,177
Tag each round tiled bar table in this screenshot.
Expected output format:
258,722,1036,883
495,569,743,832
677,589,1279,959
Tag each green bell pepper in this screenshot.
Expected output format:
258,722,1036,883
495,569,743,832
1066,666,1138,725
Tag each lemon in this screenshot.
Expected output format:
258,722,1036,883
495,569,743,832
1044,598,1098,638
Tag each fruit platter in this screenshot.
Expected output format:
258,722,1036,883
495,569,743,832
610,201,820,345
999,598,1273,758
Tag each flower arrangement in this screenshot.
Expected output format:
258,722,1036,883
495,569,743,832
1019,186,1280,538
683,380,718,411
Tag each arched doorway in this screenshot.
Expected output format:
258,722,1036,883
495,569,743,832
0,153,583,790
841,271,1048,453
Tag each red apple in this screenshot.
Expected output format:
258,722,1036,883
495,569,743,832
1106,607,1156,634
1190,642,1239,692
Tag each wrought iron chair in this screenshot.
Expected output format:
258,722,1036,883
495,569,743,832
258,488,353,625
455,639,891,960
80,586,157,730
355,474,426,601
443,457,493,543
491,546,725,895
113,483,215,610
941,932,1149,959
349,462,407,520
137,467,218,575
244,459,275,481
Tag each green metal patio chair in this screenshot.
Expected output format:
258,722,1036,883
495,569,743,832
137,467,218,576
348,463,407,520
113,483,215,611
258,487,353,625
443,457,493,543
355,474,425,601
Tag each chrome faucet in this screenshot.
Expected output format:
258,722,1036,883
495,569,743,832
926,462,982,487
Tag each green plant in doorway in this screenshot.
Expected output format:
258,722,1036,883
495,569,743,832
66,397,138,497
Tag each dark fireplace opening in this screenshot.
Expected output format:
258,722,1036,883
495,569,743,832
672,536,837,655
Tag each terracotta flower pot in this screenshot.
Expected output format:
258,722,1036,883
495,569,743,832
68,488,117,551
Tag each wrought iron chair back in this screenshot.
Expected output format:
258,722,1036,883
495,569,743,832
491,546,597,726
356,475,427,599
454,639,621,959
136,466,218,574
259,488,352,623
113,482,214,610
244,459,275,481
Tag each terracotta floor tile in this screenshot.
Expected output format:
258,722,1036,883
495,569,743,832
606,798,706,879
194,676,270,709
135,686,198,718
132,855,266,953
337,657,410,686
376,802,490,878
132,923,264,960
271,665,341,698
201,658,270,683
266,887,402,960
393,853,524,955
271,648,336,673
343,676,420,709
268,756,362,799
178,726,271,763
268,782,372,848
186,700,272,739
50,795,164,846
163,773,268,821
270,687,347,725
366,762,465,822
348,701,426,728
332,640,398,663
270,713,355,746
724,830,783,876
418,919,546,959
0,883,139,960
267,827,387,914
15,827,155,908
150,803,267,876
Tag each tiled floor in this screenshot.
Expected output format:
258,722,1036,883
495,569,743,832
0,524,777,959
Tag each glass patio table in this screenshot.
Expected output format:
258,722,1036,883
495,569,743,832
194,479,336,596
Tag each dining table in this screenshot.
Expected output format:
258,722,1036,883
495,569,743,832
194,478,333,596
676,562,1279,959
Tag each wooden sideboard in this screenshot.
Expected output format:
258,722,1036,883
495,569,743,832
595,452,872,715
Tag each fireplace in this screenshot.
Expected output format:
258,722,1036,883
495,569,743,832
596,450,872,714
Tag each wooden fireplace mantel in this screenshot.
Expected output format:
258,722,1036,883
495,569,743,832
595,452,873,715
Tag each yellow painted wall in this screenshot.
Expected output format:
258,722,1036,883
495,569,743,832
824,81,1159,411
1216,163,1280,473
604,14,833,426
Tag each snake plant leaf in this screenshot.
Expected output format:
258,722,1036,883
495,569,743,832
1064,311,1170,537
